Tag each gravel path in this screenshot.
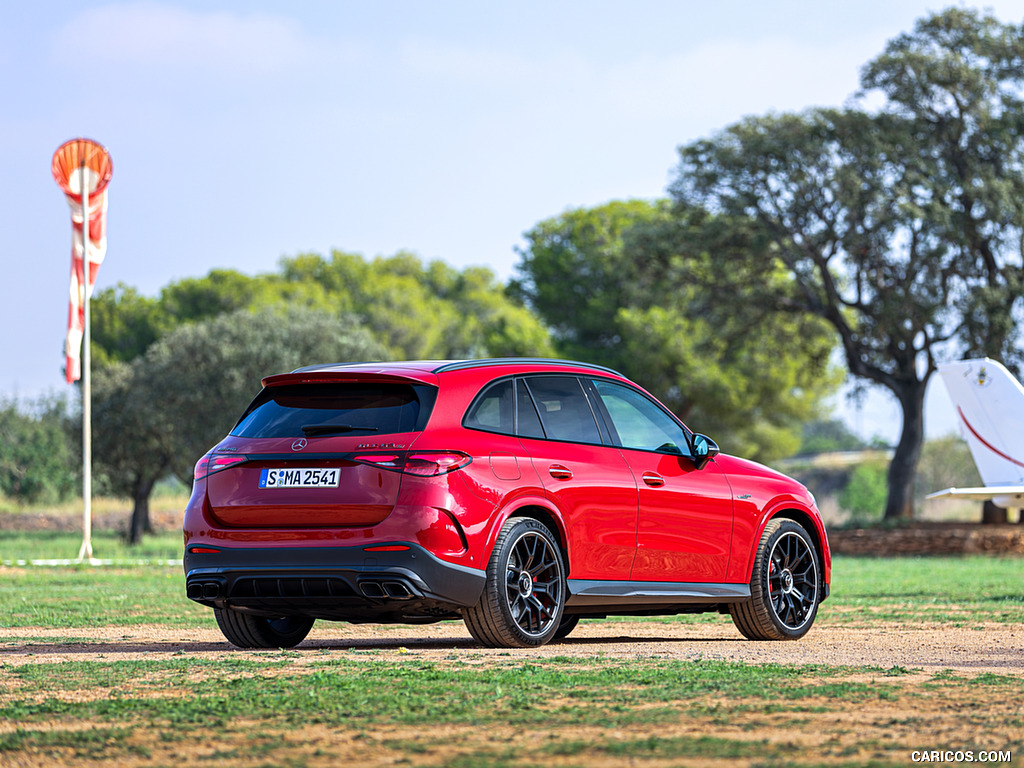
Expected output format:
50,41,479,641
2,619,1021,674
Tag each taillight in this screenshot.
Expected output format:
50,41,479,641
351,454,403,470
403,452,472,476
351,451,471,476
193,452,247,480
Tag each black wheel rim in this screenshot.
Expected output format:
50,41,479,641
767,531,818,631
503,530,563,637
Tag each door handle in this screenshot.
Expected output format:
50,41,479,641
548,464,573,480
642,472,665,487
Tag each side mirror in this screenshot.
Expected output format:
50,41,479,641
691,433,720,470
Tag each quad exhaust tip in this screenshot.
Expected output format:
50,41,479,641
359,580,417,600
187,581,223,601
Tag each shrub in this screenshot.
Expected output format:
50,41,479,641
0,396,77,504
839,463,888,521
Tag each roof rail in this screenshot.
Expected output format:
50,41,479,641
287,358,624,377
431,358,623,376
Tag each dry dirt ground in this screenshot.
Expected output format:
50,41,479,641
1,617,1021,767
1,613,1021,673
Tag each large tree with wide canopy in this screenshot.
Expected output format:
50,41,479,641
670,8,1024,518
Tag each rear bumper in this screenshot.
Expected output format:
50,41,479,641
184,543,485,623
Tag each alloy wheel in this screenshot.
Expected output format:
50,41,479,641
503,530,563,637
767,531,818,631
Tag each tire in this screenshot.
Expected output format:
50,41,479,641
214,608,315,649
553,614,580,640
463,518,566,648
730,518,821,641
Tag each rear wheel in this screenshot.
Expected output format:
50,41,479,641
463,518,566,648
214,608,314,648
730,519,820,640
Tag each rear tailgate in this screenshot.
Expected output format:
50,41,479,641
202,372,437,529
205,443,412,528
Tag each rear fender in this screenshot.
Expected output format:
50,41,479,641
480,493,570,572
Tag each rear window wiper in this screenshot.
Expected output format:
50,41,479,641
301,424,380,437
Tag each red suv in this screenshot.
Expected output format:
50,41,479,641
184,359,830,648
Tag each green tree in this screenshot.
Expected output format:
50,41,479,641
91,306,384,542
90,362,176,542
670,8,1024,518
0,396,77,504
512,200,840,462
511,200,666,360
277,250,556,359
90,284,166,366
92,253,555,370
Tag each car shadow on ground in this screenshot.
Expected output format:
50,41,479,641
0,632,745,656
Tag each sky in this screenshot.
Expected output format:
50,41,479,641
4,0,1024,443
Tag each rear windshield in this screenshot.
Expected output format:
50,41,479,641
231,382,437,438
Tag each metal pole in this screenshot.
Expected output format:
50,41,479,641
77,160,93,562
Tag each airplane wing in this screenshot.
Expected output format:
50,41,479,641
925,485,1024,504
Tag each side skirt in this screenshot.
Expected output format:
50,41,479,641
566,579,750,609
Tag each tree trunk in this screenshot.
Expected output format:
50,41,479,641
982,500,1008,525
129,477,156,545
883,382,927,520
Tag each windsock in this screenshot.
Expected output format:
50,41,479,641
52,139,112,383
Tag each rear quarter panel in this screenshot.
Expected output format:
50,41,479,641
414,367,582,571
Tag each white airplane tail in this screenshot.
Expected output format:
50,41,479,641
927,358,1024,508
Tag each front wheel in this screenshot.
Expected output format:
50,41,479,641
214,608,314,648
463,518,566,648
730,519,821,641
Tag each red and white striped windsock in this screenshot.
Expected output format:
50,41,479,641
52,139,112,383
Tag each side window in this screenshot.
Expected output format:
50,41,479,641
515,379,546,438
591,379,691,455
523,376,602,444
464,379,514,434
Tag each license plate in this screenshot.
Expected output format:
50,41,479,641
259,468,340,489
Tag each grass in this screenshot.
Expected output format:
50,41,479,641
0,529,184,562
0,491,187,562
0,566,209,629
834,555,1020,598
1,659,893,725
0,537,1021,766
827,555,1024,624
0,656,1020,766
